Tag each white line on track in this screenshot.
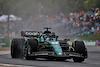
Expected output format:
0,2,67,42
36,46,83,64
0,63,35,67
0,51,10,55
0,53,10,55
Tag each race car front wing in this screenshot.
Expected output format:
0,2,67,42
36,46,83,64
28,51,86,59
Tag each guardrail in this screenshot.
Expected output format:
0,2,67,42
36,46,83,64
0,37,12,47
68,40,100,46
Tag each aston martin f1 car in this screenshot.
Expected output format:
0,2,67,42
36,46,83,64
11,27,88,62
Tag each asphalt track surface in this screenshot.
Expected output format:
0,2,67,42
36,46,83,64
0,46,100,67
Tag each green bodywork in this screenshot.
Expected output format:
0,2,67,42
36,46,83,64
46,41,63,55
38,36,63,55
26,40,29,50
25,33,63,56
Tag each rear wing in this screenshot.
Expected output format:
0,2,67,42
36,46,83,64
21,31,39,37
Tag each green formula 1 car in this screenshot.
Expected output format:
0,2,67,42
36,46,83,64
11,27,88,62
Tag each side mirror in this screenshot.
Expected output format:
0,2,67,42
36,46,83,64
56,36,58,38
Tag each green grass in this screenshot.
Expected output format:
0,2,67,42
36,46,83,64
61,34,100,40
80,34,100,40
0,47,10,51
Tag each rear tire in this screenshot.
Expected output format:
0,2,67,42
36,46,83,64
25,39,38,60
11,38,25,58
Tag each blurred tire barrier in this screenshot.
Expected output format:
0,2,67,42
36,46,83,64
83,40,96,46
68,40,99,46
0,37,12,47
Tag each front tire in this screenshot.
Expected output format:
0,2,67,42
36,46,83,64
72,41,87,62
73,57,84,62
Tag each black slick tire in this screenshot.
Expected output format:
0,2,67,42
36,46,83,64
73,57,84,62
72,41,87,62
25,39,38,60
11,38,25,58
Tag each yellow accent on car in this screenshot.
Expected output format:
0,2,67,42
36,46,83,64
38,46,46,50
73,39,77,47
34,37,38,40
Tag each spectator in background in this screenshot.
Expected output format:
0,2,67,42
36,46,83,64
90,15,95,28
91,8,95,13
97,25,100,33
95,8,100,16
60,12,64,19
65,7,100,36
